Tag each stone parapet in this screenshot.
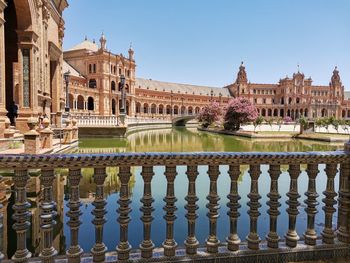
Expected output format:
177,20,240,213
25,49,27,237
62,119,73,144
24,117,40,154
40,117,53,150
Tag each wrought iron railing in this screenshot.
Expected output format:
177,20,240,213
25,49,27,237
0,151,349,262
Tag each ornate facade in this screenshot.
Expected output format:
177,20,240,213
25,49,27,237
64,35,350,121
226,62,350,120
0,0,68,134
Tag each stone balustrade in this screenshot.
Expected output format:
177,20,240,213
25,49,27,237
0,151,349,262
75,115,119,127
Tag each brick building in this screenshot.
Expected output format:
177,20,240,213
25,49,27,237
64,35,350,121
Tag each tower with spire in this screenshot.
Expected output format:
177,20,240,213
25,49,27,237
99,32,106,51
330,66,344,101
128,43,134,60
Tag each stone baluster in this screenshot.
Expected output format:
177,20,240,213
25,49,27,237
184,165,199,255
66,168,83,263
12,169,31,262
140,166,155,258
116,166,132,260
266,164,281,248
285,164,301,247
162,165,178,257
303,163,319,245
337,162,350,243
246,164,261,250
206,165,220,253
39,169,57,263
226,164,241,251
91,167,107,262
321,163,337,244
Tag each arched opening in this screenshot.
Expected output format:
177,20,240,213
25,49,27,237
151,104,157,115
261,109,266,116
77,95,84,110
304,109,308,117
112,99,116,115
280,109,284,117
89,79,97,88
273,109,278,117
342,110,346,118
69,94,74,110
118,82,122,92
166,105,171,115
268,109,272,117
287,109,291,117
296,97,300,104
288,97,292,104
4,0,34,120
195,107,200,114
143,103,149,114
321,108,327,117
136,102,141,114
173,105,179,115
291,109,295,120
87,97,94,111
188,106,193,115
125,84,130,93
159,104,164,115
281,98,284,105
348,110,350,118
111,81,116,91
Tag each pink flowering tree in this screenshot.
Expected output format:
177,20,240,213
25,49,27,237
197,102,223,128
283,116,292,123
224,98,258,131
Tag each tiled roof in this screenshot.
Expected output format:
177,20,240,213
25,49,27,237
66,40,99,52
136,78,231,97
63,60,84,78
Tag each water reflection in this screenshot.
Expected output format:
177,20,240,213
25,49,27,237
0,128,343,257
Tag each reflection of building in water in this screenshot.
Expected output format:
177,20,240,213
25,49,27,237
0,173,65,258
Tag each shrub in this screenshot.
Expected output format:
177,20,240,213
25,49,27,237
223,98,258,131
197,102,223,128
283,116,292,123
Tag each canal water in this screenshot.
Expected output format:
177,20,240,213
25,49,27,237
2,127,344,257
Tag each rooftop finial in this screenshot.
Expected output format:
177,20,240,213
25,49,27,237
297,63,300,73
84,35,87,41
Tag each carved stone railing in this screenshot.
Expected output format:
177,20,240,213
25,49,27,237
0,151,349,262
75,115,119,127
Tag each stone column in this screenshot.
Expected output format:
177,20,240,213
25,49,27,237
0,1,7,138
62,119,72,144
55,111,62,128
40,117,53,150
24,117,40,154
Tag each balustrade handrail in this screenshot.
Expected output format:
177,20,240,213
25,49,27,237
0,150,349,262
0,151,349,168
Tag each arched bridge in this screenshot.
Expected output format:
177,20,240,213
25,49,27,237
172,115,197,126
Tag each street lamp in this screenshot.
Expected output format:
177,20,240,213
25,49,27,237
64,70,71,112
119,74,126,125
210,89,214,102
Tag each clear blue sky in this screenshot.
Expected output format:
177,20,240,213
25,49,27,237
63,0,350,90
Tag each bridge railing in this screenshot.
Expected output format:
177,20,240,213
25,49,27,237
0,150,349,262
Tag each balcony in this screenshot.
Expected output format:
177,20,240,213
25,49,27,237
0,150,349,262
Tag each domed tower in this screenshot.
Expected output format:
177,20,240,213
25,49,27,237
330,66,344,102
99,32,107,51
234,62,248,97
